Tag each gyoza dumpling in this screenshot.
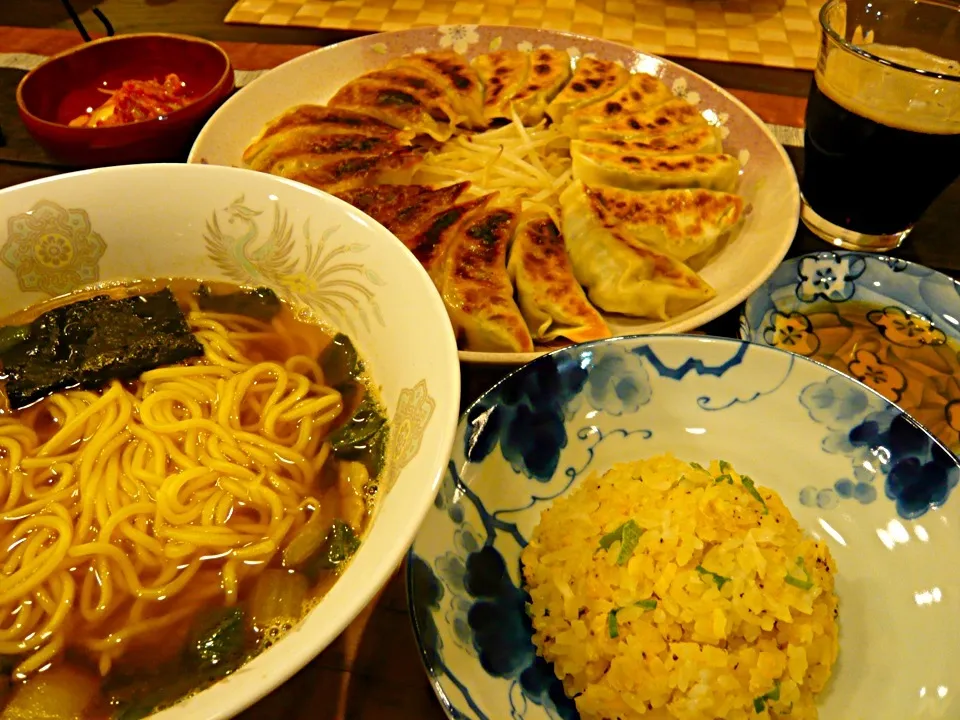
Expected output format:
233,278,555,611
510,48,573,125
242,105,416,172
560,183,716,319
564,180,744,262
405,194,495,280
507,208,610,344
386,51,486,128
472,51,531,123
571,142,741,192
336,182,472,240
577,98,710,141
406,194,496,279
574,125,722,158
266,148,424,194
561,72,675,136
437,202,533,352
245,130,409,175
545,57,630,123
328,69,464,141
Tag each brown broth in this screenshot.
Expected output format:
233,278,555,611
0,279,383,719
775,300,960,454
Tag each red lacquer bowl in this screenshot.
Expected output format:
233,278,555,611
17,33,235,167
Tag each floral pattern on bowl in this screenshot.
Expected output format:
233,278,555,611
2,199,107,295
742,251,960,457
408,336,959,720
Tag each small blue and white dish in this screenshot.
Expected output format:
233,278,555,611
741,251,960,456
407,335,959,720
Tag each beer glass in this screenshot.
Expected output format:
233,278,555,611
801,0,960,252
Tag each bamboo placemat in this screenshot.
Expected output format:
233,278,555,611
224,0,825,70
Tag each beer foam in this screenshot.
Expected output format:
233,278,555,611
867,43,960,75
817,40,960,135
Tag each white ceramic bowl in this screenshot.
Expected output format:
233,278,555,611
0,164,461,719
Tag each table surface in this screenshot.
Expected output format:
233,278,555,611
0,7,957,719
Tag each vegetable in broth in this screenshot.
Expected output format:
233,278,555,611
195,284,282,321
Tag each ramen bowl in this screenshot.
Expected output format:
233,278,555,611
0,163,460,719
742,251,960,455
17,33,234,167
408,335,959,720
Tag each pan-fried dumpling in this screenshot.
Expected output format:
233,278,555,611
576,98,710,141
242,105,416,171
473,51,531,123
572,125,722,158
560,183,716,319
386,51,486,128
337,183,472,241
245,130,413,175
243,104,414,145
564,180,744,263
510,48,573,125
437,202,533,353
561,72,675,136
337,183,446,227
507,208,610,344
328,70,462,141
404,194,496,280
545,57,630,123
242,103,426,193
266,148,423,194
571,142,741,192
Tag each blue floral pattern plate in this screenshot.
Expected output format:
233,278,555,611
741,252,960,456
407,335,959,720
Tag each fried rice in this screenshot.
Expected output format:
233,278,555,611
521,454,839,720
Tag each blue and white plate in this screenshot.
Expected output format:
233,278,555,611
407,335,959,720
741,251,960,456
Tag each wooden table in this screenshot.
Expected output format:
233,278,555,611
0,15,957,719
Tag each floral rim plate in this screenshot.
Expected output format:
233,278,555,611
407,334,958,720
189,26,800,366
741,251,960,456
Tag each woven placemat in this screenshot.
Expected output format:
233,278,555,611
224,0,824,70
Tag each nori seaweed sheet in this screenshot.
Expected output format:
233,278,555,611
0,288,204,410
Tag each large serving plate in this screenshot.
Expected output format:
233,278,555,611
407,335,959,719
190,26,800,365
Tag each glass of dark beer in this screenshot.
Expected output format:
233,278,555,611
801,0,960,252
